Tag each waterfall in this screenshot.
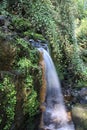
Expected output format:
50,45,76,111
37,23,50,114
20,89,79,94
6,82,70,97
38,48,75,130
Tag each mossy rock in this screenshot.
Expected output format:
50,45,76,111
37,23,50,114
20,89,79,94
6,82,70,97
0,35,16,71
72,104,87,130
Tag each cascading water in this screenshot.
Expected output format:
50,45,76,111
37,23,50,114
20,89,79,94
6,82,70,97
38,48,75,130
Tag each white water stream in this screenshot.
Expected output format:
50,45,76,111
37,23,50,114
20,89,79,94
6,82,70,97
38,48,75,130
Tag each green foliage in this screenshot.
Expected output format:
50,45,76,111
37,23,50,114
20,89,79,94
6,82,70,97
18,58,32,69
28,78,39,115
0,0,7,10
19,0,63,76
16,38,39,65
0,75,16,130
0,0,10,15
75,0,87,19
76,18,87,39
11,16,31,32
23,76,39,117
18,0,87,83
52,0,87,87
0,15,42,128
24,31,46,41
26,90,39,117
15,37,40,118
17,57,33,75
17,38,29,48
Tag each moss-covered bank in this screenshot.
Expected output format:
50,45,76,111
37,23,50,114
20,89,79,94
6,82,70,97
0,14,44,130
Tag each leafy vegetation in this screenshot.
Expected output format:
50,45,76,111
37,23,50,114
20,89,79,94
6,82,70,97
0,76,16,130
0,16,42,129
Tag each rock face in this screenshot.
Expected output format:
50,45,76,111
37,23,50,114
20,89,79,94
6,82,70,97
72,104,87,130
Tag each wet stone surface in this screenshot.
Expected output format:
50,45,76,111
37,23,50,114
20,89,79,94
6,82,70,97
29,39,49,51
63,87,87,110
63,87,87,130
72,104,87,130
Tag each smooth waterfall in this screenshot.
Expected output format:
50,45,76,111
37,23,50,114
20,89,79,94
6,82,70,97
38,48,75,130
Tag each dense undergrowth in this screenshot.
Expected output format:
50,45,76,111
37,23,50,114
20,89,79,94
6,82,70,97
0,15,42,129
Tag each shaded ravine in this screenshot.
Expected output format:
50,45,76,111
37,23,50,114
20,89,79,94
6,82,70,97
38,48,75,130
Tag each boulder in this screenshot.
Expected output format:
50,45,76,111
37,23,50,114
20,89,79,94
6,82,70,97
72,104,87,130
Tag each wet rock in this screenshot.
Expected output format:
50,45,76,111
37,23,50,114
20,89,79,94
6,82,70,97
79,87,87,96
29,39,48,51
64,88,87,105
78,88,87,104
71,90,80,97
72,104,87,130
0,15,5,26
29,39,41,48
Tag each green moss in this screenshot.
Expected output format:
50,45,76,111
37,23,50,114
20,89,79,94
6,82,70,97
76,18,87,44
0,76,16,130
15,38,41,117
0,29,41,129
24,30,46,41
10,16,31,32
23,77,39,117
